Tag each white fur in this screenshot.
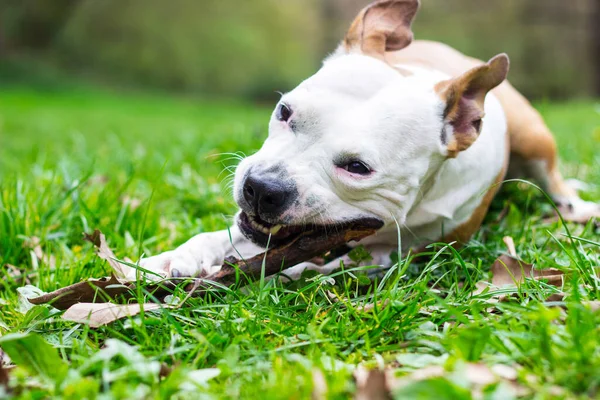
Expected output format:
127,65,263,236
138,53,508,280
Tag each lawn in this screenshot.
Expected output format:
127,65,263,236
0,86,599,399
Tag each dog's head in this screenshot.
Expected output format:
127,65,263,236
234,0,508,247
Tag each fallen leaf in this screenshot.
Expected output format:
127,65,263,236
83,230,135,279
62,302,164,328
28,276,131,310
490,255,563,287
473,236,564,300
502,236,518,257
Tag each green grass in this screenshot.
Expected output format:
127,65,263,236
0,86,599,399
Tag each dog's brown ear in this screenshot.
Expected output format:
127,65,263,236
435,54,510,157
343,0,420,59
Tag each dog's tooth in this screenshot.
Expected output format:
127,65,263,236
261,227,269,234
270,225,282,234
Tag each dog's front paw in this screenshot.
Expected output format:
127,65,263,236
551,196,600,225
128,248,223,281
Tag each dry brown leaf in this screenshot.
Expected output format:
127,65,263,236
490,255,563,287
28,275,133,310
62,302,164,328
502,236,518,257
27,275,187,311
83,230,134,279
473,236,565,300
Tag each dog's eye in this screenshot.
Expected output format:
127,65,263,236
276,103,292,122
344,161,371,175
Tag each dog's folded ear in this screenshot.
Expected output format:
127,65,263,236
343,0,420,59
435,54,510,158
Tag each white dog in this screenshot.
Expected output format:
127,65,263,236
134,0,598,281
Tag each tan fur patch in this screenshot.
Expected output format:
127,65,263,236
344,0,420,59
435,54,509,158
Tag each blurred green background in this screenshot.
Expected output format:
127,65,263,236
1,0,599,100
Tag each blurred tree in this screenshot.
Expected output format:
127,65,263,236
0,0,80,52
592,0,600,94
0,0,597,99
52,0,323,98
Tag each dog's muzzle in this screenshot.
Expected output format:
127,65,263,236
236,170,302,247
236,171,384,248
242,174,295,221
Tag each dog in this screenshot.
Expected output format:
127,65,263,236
133,0,599,281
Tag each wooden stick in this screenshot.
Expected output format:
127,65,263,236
29,219,383,309
203,218,383,287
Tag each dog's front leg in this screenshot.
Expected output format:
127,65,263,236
132,226,263,280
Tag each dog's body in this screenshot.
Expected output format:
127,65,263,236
134,0,599,281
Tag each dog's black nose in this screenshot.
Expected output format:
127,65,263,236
243,175,291,217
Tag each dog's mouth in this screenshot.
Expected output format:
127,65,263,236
238,211,383,248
